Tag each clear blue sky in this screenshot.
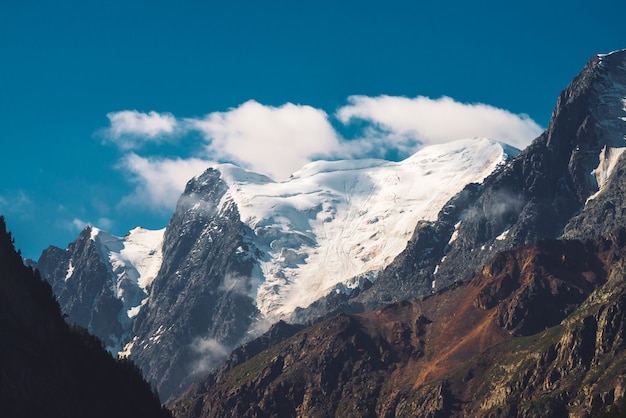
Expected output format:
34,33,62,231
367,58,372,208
1,0,624,259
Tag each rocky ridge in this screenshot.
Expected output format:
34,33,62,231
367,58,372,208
169,49,626,417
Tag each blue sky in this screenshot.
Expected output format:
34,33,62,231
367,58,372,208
1,0,624,259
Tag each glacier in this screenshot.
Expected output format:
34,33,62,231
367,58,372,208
211,137,517,319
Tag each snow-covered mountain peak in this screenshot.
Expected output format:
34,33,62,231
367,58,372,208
87,225,165,318
206,137,517,319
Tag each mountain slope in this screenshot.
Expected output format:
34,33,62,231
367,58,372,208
36,48,626,406
0,216,171,418
171,229,626,417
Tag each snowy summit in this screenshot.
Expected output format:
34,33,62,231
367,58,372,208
210,137,518,318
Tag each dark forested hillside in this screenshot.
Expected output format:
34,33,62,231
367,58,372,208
0,216,171,418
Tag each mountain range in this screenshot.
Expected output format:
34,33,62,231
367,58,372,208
35,135,516,400
22,48,626,416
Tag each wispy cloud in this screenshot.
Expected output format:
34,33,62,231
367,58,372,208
71,218,88,231
65,217,115,233
103,110,179,150
118,154,210,211
0,191,33,219
336,95,543,150
189,336,229,375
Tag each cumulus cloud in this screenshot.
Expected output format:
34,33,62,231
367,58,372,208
105,96,543,212
118,154,210,211
103,110,179,150
190,100,342,180
336,95,543,150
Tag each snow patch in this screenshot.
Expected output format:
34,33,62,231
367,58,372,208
591,146,626,194
447,220,463,246
119,336,137,358
64,260,74,281
495,225,511,241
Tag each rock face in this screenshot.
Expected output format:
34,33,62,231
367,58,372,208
127,169,261,401
0,217,171,418
171,230,626,418
37,228,124,350
37,225,165,355
36,170,261,401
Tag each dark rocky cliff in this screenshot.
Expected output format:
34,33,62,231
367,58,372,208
128,168,261,402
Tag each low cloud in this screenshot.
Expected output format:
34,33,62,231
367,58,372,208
103,110,179,150
218,273,252,296
244,317,274,342
189,336,230,375
337,95,543,150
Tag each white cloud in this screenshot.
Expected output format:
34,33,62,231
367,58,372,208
107,96,543,212
336,95,543,150
97,217,115,230
190,100,342,180
118,154,210,211
104,110,179,150
189,337,229,375
218,273,252,296
63,217,114,234
72,218,87,230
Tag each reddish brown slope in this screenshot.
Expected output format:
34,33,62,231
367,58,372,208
172,231,626,417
